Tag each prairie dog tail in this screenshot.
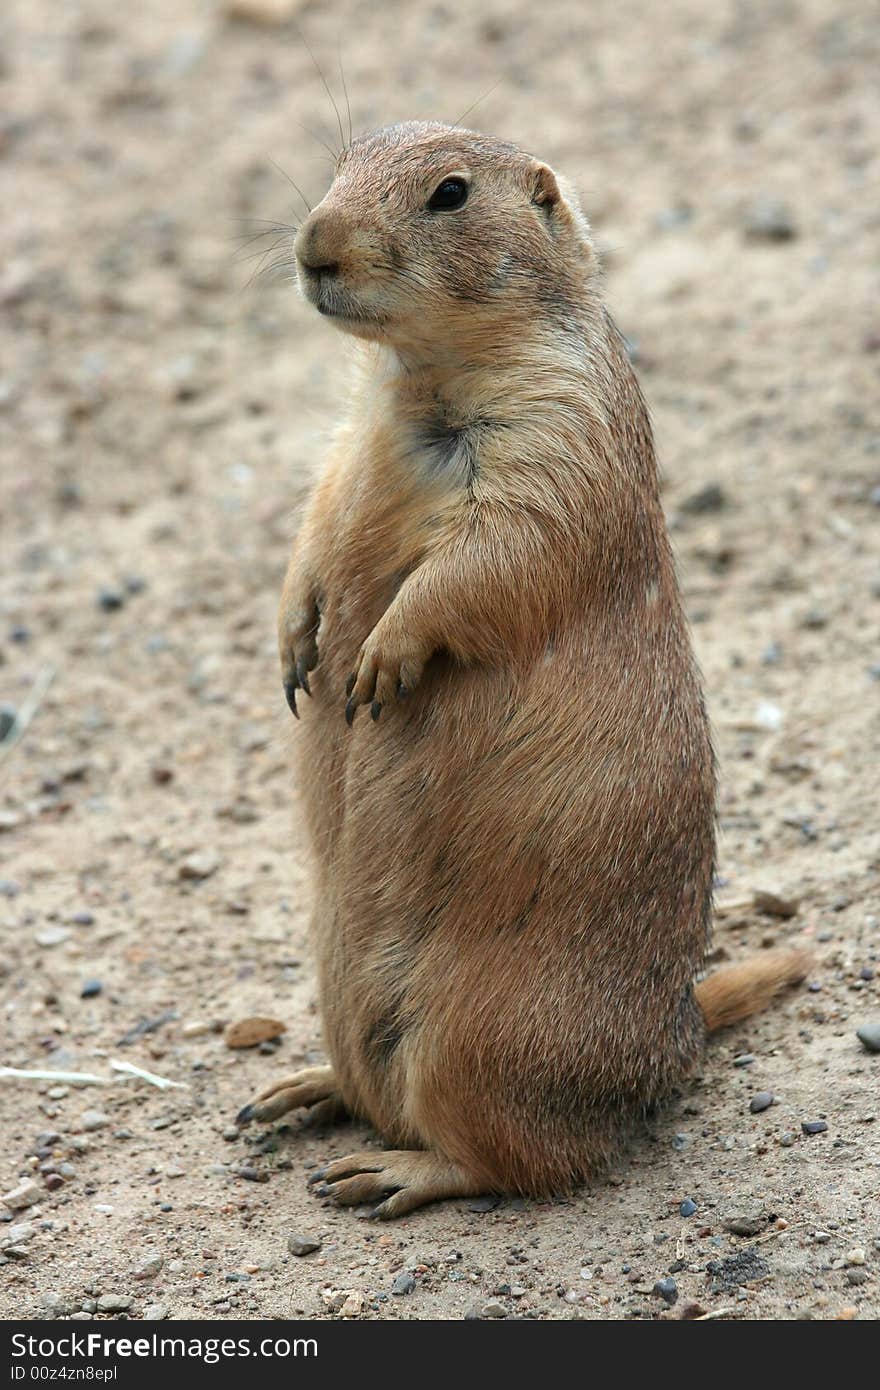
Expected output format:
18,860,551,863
695,948,811,1033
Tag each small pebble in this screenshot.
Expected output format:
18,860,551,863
653,1277,678,1306
680,482,727,515
80,1110,110,1133
679,1198,697,1217
134,1255,164,1279
845,1248,866,1266
0,705,16,741
750,1091,774,1114
288,1235,321,1257
143,1303,170,1321
481,1300,508,1319
80,979,103,998
846,1268,869,1286
753,889,799,919
224,1016,286,1049
801,1120,828,1135
96,1295,132,1313
743,197,797,241
36,926,70,948
1,1179,41,1211
97,588,126,612
236,1167,269,1183
722,1196,766,1236
178,851,220,881
391,1272,416,1296
856,1024,880,1054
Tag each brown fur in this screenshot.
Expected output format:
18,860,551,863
240,123,807,1215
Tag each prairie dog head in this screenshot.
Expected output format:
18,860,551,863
292,122,596,351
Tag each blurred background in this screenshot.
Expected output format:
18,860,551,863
1,0,879,1322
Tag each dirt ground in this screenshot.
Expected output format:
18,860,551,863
1,0,879,1323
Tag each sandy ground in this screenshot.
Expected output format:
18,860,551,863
1,0,879,1323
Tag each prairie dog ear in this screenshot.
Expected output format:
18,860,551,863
530,161,562,211
529,160,592,245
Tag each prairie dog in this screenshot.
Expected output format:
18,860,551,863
238,122,807,1216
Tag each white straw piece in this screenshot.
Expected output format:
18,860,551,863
0,1067,107,1086
109,1060,188,1090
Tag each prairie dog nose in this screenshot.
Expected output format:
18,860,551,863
295,216,341,277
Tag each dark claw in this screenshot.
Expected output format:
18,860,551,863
396,681,409,700
307,1167,327,1187
296,659,311,697
313,1184,331,1198
371,701,382,722
345,698,357,727
345,672,357,697
283,677,299,719
235,1104,255,1127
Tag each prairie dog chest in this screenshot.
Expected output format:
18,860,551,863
319,390,479,622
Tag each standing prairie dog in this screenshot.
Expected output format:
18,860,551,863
237,122,808,1216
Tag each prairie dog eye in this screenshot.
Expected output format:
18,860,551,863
427,177,469,211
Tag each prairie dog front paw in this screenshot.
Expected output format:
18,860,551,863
279,577,320,717
344,620,430,725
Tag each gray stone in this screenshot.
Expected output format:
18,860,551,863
2,1179,41,1211
2,1222,35,1246
391,1272,416,1296
749,1091,774,1114
288,1234,321,1257
38,1292,70,1318
680,483,727,515
80,1110,110,1132
856,1024,880,1054
143,1303,170,1321
134,1255,164,1280
178,851,220,881
722,1196,766,1236
481,1300,508,1318
801,1120,828,1135
743,198,797,242
96,1294,132,1313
